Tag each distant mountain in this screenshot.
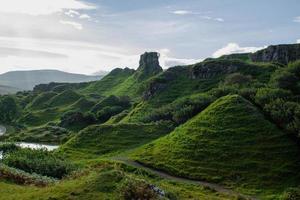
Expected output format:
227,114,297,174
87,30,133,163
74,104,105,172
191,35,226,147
92,70,109,76
0,70,103,92
0,84,19,95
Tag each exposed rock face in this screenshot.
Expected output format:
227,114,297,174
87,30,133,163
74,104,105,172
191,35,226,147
190,60,239,79
135,52,163,80
250,44,300,65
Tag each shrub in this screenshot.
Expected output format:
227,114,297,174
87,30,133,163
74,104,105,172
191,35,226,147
97,106,125,123
0,143,20,154
270,61,300,94
119,178,162,200
255,88,292,107
281,188,300,200
2,148,76,179
0,96,19,123
60,111,96,128
224,73,252,86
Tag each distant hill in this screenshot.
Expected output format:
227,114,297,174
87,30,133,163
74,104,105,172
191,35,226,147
0,84,20,94
0,70,103,92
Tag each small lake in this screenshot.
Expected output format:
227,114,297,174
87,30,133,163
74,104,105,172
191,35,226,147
0,125,59,159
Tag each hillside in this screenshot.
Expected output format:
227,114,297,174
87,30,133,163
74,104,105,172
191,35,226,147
0,70,102,91
132,95,300,194
1,44,300,199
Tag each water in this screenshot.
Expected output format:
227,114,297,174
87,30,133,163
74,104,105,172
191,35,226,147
0,124,59,159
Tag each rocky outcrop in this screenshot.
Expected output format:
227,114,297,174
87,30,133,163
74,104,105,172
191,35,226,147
190,60,240,79
135,52,163,80
250,44,300,65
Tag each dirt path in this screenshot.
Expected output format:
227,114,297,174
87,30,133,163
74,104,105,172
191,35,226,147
113,157,259,200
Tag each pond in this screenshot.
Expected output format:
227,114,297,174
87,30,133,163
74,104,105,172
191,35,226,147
0,125,59,159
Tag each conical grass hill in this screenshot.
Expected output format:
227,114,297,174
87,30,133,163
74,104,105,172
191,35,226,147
132,95,300,192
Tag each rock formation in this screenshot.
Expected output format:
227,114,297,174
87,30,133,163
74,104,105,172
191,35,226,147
250,44,300,65
135,52,163,80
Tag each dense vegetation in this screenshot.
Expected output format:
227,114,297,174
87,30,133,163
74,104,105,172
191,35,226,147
1,46,300,199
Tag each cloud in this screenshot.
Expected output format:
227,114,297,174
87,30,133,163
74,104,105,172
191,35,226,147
0,0,96,16
293,16,300,23
171,10,224,22
212,43,265,58
158,48,202,67
65,9,80,18
171,10,192,15
79,14,91,20
59,20,83,30
0,47,67,58
297,39,300,43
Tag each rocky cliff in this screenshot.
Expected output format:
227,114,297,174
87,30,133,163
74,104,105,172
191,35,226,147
135,52,163,80
250,44,300,65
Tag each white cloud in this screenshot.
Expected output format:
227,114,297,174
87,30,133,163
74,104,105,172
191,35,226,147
65,9,80,18
212,43,265,58
158,48,202,67
297,39,300,43
171,10,192,15
215,18,224,22
79,14,91,19
293,16,300,23
171,10,224,22
59,20,83,30
0,0,95,16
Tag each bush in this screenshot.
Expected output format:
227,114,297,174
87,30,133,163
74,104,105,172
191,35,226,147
0,143,20,154
2,148,76,179
270,61,300,94
119,178,162,200
224,73,252,86
255,88,292,107
143,93,215,124
60,111,96,128
281,188,300,200
0,96,19,123
97,106,125,123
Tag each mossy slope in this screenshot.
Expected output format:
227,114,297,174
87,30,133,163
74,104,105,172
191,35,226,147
61,123,173,159
132,95,300,192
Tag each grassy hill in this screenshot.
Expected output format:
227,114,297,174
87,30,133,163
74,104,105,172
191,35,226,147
61,123,173,160
132,95,300,195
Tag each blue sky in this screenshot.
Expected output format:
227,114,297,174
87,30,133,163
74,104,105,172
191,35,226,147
0,0,299,74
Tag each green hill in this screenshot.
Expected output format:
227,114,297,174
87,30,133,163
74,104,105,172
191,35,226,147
132,95,300,194
61,123,173,160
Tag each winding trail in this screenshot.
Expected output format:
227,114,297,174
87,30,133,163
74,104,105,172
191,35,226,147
113,157,259,200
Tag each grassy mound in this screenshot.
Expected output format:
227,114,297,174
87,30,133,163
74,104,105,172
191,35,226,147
132,95,300,192
61,123,173,159
48,90,81,107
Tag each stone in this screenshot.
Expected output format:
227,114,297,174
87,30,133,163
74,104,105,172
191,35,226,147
250,44,300,65
135,52,163,80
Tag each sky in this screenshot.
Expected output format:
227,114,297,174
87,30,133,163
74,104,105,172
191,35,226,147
0,0,299,75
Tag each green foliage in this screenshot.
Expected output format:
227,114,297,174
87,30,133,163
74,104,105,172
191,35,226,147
0,163,56,186
271,61,300,94
281,188,300,200
97,106,124,123
255,87,292,106
60,111,96,130
119,178,160,200
223,73,252,86
133,95,300,191
0,96,19,123
48,90,81,107
2,148,76,179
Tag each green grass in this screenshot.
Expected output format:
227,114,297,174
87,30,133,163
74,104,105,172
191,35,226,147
132,95,300,196
0,161,235,200
60,123,173,160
